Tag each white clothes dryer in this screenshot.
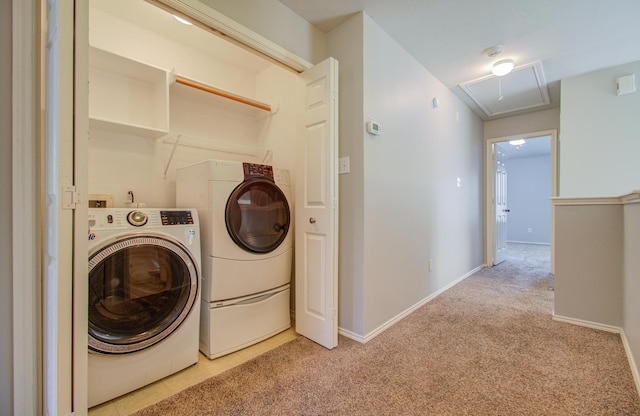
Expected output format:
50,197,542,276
87,208,201,407
176,160,292,359
176,160,293,302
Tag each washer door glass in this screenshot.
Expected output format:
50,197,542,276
226,178,290,253
88,235,198,354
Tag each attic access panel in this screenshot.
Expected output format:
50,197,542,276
460,61,550,118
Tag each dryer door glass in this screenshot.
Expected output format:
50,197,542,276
226,178,290,253
88,235,198,354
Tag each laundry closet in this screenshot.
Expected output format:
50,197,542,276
85,0,311,406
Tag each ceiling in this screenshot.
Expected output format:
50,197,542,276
278,0,640,120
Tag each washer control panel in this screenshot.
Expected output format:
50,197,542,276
160,210,194,225
89,208,195,230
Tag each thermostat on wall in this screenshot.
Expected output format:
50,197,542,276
366,120,381,135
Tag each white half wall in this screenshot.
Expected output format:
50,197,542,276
553,200,623,327
623,198,640,393
553,192,640,391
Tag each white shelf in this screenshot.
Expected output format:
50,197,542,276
88,48,276,139
89,47,170,137
89,117,169,139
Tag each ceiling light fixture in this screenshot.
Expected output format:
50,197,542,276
173,15,193,25
492,59,515,77
509,139,525,146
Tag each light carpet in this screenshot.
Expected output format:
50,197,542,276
134,244,640,415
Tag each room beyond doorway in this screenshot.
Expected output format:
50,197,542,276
502,242,552,276
484,130,558,274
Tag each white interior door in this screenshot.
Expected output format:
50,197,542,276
494,147,508,265
295,57,339,350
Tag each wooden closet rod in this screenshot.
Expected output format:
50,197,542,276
174,76,272,112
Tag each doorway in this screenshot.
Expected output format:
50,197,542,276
485,129,558,274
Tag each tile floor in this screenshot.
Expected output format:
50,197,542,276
88,328,299,416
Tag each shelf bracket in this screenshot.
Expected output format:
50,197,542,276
163,134,181,178
160,133,273,178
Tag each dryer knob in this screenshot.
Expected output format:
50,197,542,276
127,210,148,227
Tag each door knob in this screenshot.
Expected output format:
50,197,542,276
309,217,316,224
503,209,510,212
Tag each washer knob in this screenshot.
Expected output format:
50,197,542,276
127,210,148,227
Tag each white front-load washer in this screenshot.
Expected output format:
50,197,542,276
176,160,292,359
87,208,201,407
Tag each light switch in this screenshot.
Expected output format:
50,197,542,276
338,157,350,174
456,177,461,188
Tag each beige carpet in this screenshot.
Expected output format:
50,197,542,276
134,244,640,415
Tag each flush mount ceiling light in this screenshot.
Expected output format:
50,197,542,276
173,15,193,25
509,139,525,146
492,59,515,77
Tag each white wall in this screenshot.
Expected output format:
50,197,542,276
88,7,298,207
1,0,13,413
326,16,366,335
197,0,326,65
329,13,484,338
484,108,559,140
560,61,640,197
505,154,551,244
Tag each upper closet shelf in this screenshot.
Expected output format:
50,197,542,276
89,47,170,138
88,47,278,138
169,70,278,117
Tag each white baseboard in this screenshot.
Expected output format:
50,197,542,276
338,327,366,343
620,330,640,398
551,314,621,333
339,265,484,344
552,314,640,398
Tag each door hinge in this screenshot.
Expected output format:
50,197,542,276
62,185,81,210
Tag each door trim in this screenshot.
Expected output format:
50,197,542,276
150,0,313,72
11,0,40,414
484,129,558,273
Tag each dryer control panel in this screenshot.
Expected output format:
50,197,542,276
243,162,274,182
